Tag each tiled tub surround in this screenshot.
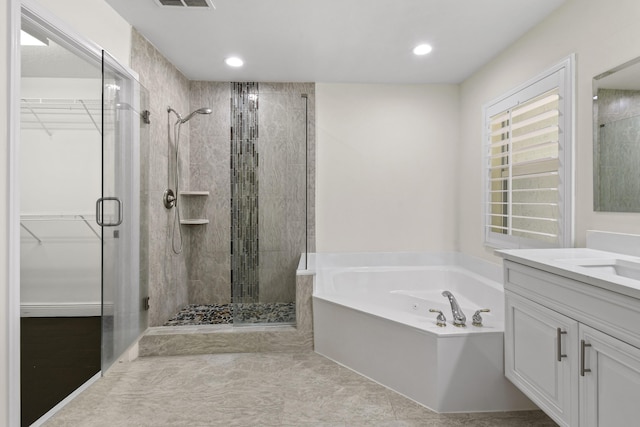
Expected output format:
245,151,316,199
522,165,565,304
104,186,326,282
312,252,536,413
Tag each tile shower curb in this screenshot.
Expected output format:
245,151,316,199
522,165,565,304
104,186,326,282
138,274,313,356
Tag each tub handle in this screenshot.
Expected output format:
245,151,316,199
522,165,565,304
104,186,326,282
557,328,567,362
429,309,447,327
472,309,490,327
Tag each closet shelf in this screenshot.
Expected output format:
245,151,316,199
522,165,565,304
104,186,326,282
20,213,101,243
180,219,209,225
179,191,210,196
21,98,109,135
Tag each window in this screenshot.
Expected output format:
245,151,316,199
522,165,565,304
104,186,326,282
484,56,574,249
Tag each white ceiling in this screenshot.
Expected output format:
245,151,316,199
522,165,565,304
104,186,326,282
105,0,566,84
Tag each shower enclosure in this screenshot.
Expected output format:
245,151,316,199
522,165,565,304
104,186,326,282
19,5,148,424
161,81,314,327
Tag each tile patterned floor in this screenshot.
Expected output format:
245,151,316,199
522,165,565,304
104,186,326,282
43,351,557,427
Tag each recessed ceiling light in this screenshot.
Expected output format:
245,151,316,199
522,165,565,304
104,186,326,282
413,44,432,56
225,57,244,67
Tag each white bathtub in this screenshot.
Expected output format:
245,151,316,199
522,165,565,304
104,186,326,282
309,252,535,413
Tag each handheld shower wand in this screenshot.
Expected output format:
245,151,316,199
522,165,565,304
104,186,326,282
180,108,212,123
164,106,213,254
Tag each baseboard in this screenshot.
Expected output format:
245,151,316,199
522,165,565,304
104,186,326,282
21,302,102,317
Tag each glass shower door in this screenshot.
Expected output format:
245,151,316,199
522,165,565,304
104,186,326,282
231,83,309,325
101,51,148,370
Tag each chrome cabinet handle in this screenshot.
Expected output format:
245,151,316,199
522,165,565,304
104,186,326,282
557,328,567,362
581,339,592,376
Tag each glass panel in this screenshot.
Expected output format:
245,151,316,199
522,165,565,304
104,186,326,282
19,18,102,425
101,51,148,370
231,84,308,326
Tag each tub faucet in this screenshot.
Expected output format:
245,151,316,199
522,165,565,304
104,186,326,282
442,291,466,327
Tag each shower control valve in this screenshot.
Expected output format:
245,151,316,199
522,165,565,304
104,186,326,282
429,309,447,327
163,189,176,209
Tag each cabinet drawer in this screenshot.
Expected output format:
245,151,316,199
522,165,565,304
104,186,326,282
504,260,640,349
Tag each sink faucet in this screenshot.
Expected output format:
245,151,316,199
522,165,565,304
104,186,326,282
442,291,466,327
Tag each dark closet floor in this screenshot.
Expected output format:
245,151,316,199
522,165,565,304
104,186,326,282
21,316,101,426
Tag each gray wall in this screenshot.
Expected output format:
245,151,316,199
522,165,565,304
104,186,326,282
187,82,231,304
188,82,315,305
259,83,315,303
131,29,191,326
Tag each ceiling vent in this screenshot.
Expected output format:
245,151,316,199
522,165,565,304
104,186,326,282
154,0,215,8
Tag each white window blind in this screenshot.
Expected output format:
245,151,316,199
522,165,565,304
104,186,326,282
484,57,573,249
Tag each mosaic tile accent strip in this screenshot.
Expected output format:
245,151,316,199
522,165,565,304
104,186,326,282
163,303,295,326
230,82,260,303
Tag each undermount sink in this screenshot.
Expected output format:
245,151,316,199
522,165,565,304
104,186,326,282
556,258,640,281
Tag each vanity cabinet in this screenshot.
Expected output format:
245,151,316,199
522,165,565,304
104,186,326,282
503,260,640,427
579,324,640,427
505,292,579,426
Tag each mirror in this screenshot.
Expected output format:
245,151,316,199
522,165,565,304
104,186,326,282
593,57,640,212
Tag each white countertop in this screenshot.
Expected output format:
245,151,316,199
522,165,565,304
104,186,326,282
497,247,640,300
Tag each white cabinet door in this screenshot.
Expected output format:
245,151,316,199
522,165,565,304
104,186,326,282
505,291,579,427
579,324,640,427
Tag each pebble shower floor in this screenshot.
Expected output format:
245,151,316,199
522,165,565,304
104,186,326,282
163,303,296,326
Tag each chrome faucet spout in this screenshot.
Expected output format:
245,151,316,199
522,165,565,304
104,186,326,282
442,291,466,327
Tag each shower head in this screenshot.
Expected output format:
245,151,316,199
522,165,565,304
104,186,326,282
180,107,212,123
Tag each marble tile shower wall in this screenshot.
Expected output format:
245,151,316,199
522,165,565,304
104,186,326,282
188,81,232,304
131,28,315,320
188,82,315,305
131,29,192,326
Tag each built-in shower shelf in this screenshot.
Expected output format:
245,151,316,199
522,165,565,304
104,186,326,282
180,219,209,225
179,191,209,196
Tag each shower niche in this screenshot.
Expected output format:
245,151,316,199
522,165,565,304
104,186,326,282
162,81,314,327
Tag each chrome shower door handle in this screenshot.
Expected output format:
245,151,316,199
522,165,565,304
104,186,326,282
96,197,123,227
